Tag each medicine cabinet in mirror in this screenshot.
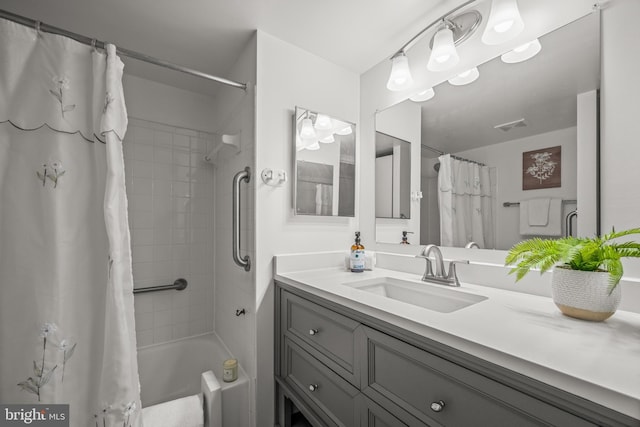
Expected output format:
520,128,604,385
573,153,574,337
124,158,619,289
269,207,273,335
374,11,600,249
375,132,411,219
293,106,356,217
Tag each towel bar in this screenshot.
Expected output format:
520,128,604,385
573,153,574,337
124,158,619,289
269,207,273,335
503,199,576,208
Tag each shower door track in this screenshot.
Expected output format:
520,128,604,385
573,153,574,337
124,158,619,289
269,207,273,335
0,9,248,91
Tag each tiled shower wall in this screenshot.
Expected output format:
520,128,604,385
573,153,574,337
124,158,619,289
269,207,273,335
123,117,216,347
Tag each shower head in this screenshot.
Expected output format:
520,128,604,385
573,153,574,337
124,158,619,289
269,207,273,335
203,132,241,163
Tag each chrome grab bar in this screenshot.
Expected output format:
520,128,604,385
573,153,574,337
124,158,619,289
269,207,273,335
232,167,251,271
133,278,187,294
565,209,578,237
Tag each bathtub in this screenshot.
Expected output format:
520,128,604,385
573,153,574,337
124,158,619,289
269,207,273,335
137,333,250,427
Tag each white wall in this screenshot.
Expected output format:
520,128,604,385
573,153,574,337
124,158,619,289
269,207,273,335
454,127,577,250
123,75,218,132
122,76,220,347
254,30,360,426
374,100,421,244
209,34,257,427
601,0,640,280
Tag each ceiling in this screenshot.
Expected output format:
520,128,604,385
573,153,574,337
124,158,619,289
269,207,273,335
419,11,600,156
0,0,451,94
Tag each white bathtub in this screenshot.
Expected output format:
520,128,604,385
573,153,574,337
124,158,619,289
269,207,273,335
137,333,250,427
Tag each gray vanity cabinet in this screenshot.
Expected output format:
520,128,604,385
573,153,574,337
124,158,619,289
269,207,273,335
275,283,635,427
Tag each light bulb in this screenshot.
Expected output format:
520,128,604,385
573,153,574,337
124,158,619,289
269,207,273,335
299,118,316,138
427,27,459,72
448,67,480,86
482,0,524,45
501,39,542,63
386,52,414,91
409,87,435,102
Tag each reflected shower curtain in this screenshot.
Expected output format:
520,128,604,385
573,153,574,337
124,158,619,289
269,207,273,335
0,19,142,426
438,154,494,248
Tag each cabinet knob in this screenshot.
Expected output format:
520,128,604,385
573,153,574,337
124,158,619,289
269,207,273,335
430,400,445,412
308,384,319,392
309,329,319,335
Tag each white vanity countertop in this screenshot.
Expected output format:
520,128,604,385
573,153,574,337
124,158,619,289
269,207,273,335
274,261,640,420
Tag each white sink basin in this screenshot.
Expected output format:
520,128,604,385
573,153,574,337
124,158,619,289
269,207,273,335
344,277,487,313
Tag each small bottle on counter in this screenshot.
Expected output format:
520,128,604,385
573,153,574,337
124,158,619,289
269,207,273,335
223,358,238,382
350,231,365,273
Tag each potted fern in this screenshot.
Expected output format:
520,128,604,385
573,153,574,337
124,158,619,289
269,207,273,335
505,228,640,321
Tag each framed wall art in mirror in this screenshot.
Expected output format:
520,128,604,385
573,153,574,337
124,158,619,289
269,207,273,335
293,106,356,217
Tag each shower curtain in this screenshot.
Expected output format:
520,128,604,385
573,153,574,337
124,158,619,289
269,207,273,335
0,19,142,426
438,154,494,248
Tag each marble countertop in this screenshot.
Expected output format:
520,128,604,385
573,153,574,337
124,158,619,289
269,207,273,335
274,256,640,420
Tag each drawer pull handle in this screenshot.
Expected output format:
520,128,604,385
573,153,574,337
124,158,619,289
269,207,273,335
308,384,319,392
309,329,319,335
430,400,445,412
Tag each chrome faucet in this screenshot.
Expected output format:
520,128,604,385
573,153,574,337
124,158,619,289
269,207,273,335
465,241,480,249
415,245,469,287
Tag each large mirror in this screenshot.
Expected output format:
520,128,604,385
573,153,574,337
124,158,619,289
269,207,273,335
375,12,600,249
293,106,356,217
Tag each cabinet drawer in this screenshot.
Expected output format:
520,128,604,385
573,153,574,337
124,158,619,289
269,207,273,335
281,290,361,385
361,326,596,427
283,337,360,427
357,394,425,427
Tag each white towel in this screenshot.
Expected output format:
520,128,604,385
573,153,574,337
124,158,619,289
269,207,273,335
528,198,550,226
519,198,562,236
142,394,204,427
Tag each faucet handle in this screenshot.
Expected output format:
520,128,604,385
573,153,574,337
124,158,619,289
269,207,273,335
446,260,470,287
415,254,434,278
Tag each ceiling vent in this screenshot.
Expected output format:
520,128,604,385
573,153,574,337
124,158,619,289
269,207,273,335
494,118,526,132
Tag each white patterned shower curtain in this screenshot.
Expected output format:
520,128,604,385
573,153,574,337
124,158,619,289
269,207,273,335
0,19,142,426
438,154,494,249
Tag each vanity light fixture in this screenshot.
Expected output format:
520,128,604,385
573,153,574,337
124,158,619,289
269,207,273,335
409,87,435,102
448,67,480,85
386,0,482,92
481,0,524,45
319,134,335,143
501,38,541,63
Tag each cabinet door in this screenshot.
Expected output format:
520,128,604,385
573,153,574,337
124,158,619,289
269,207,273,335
283,337,360,427
361,326,597,427
281,290,361,385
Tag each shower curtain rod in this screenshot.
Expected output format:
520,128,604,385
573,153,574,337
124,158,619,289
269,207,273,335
421,144,486,167
0,9,248,91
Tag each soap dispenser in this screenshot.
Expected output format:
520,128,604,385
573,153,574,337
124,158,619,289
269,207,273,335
350,232,365,273
400,231,414,245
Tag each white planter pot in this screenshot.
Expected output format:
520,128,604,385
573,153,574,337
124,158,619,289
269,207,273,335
551,267,621,321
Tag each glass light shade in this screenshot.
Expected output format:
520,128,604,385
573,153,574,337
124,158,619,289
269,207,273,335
335,124,352,135
314,114,332,130
482,0,524,45
319,134,335,143
501,39,542,63
427,27,460,72
299,118,316,138
306,141,321,151
409,87,435,102
316,128,333,141
448,67,480,86
386,52,414,91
